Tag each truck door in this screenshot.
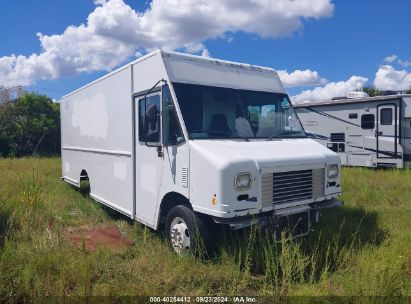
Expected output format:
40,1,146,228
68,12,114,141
376,104,398,159
135,91,163,226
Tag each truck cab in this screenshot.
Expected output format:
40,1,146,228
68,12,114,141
135,52,342,254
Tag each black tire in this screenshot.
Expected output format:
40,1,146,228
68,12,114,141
165,205,209,256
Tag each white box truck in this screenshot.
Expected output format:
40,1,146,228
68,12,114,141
60,50,342,254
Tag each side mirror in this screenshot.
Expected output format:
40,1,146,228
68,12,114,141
143,78,167,147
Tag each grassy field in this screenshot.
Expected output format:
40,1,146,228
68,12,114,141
0,157,410,300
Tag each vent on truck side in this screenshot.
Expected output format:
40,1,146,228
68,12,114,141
261,168,325,208
181,166,188,188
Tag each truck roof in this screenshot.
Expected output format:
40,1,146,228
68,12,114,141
293,94,411,108
61,50,279,99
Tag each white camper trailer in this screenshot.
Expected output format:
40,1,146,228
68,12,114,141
294,94,411,168
60,50,342,254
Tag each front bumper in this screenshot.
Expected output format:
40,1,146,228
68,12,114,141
212,198,343,234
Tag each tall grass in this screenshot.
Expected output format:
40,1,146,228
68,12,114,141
0,158,410,300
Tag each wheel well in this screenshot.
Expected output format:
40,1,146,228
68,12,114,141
80,169,89,181
159,192,191,226
79,169,90,195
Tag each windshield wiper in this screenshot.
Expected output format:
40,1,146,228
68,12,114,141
208,130,250,141
267,130,303,141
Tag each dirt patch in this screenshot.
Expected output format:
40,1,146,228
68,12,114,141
65,225,134,252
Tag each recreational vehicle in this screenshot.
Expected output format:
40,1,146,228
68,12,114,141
60,50,342,254
294,94,411,168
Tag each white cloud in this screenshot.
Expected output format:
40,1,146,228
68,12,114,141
201,48,211,58
277,69,328,88
289,63,411,103
291,75,368,103
94,0,109,5
0,0,334,87
384,54,398,63
374,65,411,91
184,43,207,54
382,54,411,68
398,59,411,68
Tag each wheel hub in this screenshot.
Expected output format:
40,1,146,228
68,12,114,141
170,217,190,254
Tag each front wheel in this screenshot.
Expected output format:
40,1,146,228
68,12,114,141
165,205,209,256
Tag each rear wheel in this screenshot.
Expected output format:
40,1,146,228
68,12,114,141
165,205,209,255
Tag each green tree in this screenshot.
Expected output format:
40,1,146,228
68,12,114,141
0,93,60,157
362,85,381,97
405,87,411,94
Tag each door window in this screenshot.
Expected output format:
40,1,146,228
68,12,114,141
361,114,375,129
380,108,393,125
139,94,160,143
162,86,184,145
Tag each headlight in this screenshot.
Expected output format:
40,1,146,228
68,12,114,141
327,164,339,179
235,173,252,190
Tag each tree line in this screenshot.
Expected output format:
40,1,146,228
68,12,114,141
362,85,411,96
0,93,60,157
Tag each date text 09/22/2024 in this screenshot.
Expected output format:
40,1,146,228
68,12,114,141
149,296,257,303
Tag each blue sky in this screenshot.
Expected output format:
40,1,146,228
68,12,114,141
0,0,410,102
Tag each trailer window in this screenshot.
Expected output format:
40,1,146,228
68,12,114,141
361,114,375,129
139,94,160,143
380,108,393,125
349,113,358,119
162,85,184,145
327,143,338,152
330,133,345,142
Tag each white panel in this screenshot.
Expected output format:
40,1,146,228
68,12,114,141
402,97,411,117
61,150,133,217
61,67,132,151
71,92,109,140
114,161,127,181
162,52,285,93
60,66,133,217
132,52,168,94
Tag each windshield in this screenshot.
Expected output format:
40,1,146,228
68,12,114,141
173,82,306,140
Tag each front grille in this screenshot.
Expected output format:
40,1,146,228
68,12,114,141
261,168,325,207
